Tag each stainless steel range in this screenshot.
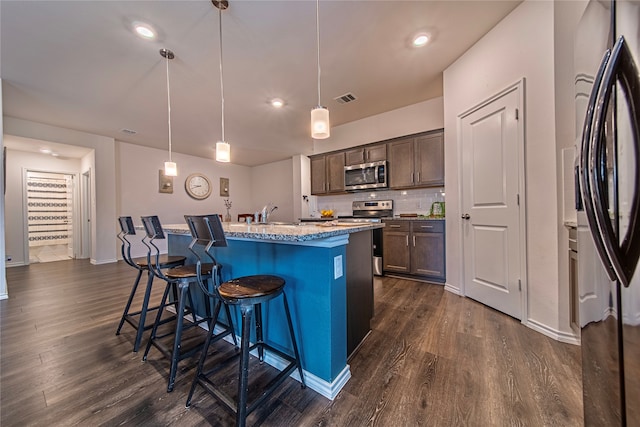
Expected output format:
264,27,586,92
339,200,393,275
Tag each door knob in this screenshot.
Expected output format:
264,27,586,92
461,214,470,220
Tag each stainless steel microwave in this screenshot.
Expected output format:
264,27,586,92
344,160,387,190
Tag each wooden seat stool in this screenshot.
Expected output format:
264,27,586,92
115,216,186,352
184,214,305,427
140,215,237,392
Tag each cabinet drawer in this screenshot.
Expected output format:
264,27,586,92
383,221,410,232
412,220,444,233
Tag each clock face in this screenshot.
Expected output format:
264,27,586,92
185,173,212,200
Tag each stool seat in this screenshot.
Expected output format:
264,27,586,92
165,263,215,280
134,255,186,269
219,275,285,300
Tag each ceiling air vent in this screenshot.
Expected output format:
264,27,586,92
334,92,357,104
120,128,137,135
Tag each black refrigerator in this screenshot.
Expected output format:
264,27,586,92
576,0,640,426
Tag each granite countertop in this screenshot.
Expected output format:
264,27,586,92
161,222,384,242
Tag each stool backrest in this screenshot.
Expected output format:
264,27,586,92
184,214,226,297
141,215,165,240
140,215,167,280
117,216,139,269
119,216,136,235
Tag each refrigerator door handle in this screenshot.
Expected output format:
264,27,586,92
588,36,640,287
580,48,617,282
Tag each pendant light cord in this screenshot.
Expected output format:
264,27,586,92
316,0,321,106
165,53,173,162
218,6,225,142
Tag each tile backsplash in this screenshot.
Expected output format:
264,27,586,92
310,187,445,218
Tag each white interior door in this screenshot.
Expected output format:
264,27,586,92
460,84,524,320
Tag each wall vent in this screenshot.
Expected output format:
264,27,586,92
120,128,137,135
334,92,357,104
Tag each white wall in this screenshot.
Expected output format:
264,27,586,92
444,0,568,337
250,158,294,222
553,0,589,338
4,117,116,264
312,97,444,155
117,141,252,257
4,149,82,266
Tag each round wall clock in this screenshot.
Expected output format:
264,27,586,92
185,173,212,200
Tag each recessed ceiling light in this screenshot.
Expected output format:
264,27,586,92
39,148,51,154
51,153,60,157
412,33,430,47
270,98,285,108
133,21,156,40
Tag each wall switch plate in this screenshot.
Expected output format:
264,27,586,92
158,170,173,194
220,177,229,197
334,255,343,279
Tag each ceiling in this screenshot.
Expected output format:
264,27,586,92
1,0,521,167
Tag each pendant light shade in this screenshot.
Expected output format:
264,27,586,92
160,48,178,176
311,0,330,139
311,106,330,139
213,0,231,163
164,161,177,176
216,141,230,162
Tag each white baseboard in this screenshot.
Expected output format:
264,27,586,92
523,318,580,345
0,293,8,300
444,283,461,295
167,307,351,400
92,258,117,265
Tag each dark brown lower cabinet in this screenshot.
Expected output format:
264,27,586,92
383,219,445,283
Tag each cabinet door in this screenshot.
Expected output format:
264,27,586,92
345,148,365,166
415,132,444,187
310,156,326,195
388,138,415,188
326,152,345,192
411,232,445,280
365,144,387,162
382,221,411,273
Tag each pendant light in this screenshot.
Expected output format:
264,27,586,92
213,0,231,163
160,48,178,176
311,0,330,139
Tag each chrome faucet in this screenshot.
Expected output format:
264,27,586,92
260,203,278,223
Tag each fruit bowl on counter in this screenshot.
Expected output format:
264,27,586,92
320,209,334,218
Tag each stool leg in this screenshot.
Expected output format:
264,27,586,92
115,268,144,335
167,280,189,393
186,284,198,324
224,304,238,347
142,279,172,361
133,271,156,352
237,305,253,427
282,292,306,388
186,299,223,408
254,303,264,361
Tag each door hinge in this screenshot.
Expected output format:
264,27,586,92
515,108,519,120
518,279,522,291
517,194,520,206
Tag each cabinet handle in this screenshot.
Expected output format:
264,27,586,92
389,225,401,228
420,225,434,229
413,235,416,247
406,235,409,246
411,172,414,183
416,172,420,182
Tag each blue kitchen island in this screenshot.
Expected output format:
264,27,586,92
164,221,382,400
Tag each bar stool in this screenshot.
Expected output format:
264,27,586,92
115,216,186,352
184,214,305,427
140,215,236,392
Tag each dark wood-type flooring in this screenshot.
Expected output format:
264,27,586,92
1,260,584,426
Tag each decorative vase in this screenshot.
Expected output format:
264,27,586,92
224,209,231,223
